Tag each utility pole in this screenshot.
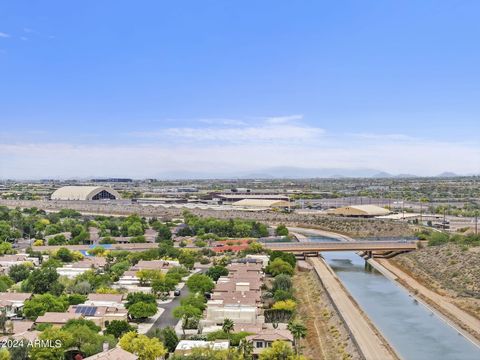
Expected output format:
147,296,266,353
443,208,447,231
475,213,478,235
420,201,423,224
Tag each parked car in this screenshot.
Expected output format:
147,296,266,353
174,289,181,296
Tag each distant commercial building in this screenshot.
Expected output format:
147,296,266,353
218,193,290,204
231,199,291,209
51,186,121,201
327,204,390,217
91,178,133,183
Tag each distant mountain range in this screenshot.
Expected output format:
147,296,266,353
153,167,474,180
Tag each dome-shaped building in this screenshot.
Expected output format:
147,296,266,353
51,186,121,200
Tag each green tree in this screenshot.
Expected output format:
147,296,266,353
64,294,87,305
155,326,179,353
259,340,297,360
23,293,68,320
155,223,172,242
273,289,294,302
23,266,61,294
246,241,264,254
222,318,234,334
128,302,157,321
28,327,73,360
275,224,289,236
152,276,177,297
63,318,101,333
178,250,196,269
125,292,156,309
8,263,32,283
206,265,229,281
64,323,115,358
272,274,293,292
186,274,215,294
269,251,296,267
130,235,146,243
180,293,207,311
7,337,28,359
119,331,167,360
127,223,144,237
266,258,294,276
173,305,202,335
238,338,254,360
105,320,136,338
55,247,74,262
287,321,307,355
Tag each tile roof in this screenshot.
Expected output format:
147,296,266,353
84,347,138,360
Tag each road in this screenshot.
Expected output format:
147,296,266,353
310,257,397,360
148,286,191,333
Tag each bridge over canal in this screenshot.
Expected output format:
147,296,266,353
264,240,417,257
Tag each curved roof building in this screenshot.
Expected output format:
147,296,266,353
51,186,121,201
327,205,390,217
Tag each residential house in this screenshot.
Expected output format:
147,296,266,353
84,347,138,360
68,305,128,328
0,254,38,273
35,312,82,327
85,293,124,308
57,257,107,278
174,340,229,356
246,329,294,358
0,292,32,318
131,260,179,272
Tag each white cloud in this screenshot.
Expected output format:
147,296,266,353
350,133,415,141
20,36,28,41
131,115,322,143
197,118,247,126
264,114,303,124
0,32,10,38
162,124,324,142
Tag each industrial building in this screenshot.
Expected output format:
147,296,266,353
231,199,291,209
327,204,390,217
50,186,121,201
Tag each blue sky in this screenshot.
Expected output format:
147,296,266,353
1,0,479,178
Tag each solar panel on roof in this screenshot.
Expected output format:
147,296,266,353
75,306,97,316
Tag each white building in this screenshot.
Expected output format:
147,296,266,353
174,340,229,356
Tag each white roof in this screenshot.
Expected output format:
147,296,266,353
51,186,121,201
176,340,229,351
328,204,390,216
376,213,421,220
232,199,290,207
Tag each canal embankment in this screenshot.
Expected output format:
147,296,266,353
309,257,398,360
290,226,480,359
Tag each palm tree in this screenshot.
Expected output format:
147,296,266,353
287,321,307,354
238,338,254,360
222,318,234,334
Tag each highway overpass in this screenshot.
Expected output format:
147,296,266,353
264,241,417,253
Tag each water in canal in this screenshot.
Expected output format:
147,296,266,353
320,250,480,360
